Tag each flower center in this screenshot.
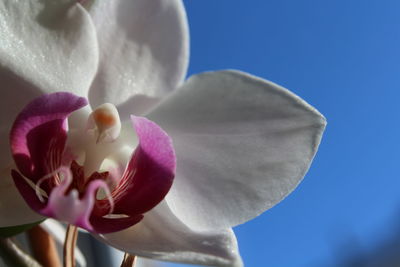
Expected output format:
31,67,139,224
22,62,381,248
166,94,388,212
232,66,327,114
10,92,176,233
88,103,121,144
82,103,125,177
66,160,109,199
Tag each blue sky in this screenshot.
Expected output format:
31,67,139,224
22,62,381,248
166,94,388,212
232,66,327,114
164,1,400,267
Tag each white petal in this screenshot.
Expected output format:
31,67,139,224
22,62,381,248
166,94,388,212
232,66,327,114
0,1,99,169
0,166,43,227
0,128,12,173
0,0,99,97
85,0,189,115
98,202,242,267
147,70,326,231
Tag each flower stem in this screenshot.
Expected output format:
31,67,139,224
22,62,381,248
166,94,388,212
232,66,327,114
63,225,78,267
27,225,61,267
120,253,136,267
0,237,41,267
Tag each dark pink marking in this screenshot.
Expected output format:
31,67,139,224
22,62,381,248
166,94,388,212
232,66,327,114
10,92,88,184
67,160,109,198
10,93,176,234
11,170,46,213
97,116,176,216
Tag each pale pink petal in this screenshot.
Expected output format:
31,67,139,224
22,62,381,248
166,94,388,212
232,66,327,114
98,201,243,267
85,0,189,115
11,167,104,231
147,70,326,231
41,171,108,231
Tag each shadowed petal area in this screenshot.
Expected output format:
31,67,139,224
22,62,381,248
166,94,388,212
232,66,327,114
148,70,326,231
96,116,176,219
90,215,143,234
98,201,243,267
86,0,189,115
11,170,47,213
0,0,98,97
0,168,43,227
10,92,88,182
0,70,43,170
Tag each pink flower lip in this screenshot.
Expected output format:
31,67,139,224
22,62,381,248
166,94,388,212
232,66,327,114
10,92,176,233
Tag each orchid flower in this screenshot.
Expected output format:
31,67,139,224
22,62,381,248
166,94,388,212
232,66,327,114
0,0,326,266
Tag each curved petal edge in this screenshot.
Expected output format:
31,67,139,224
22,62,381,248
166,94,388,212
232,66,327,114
97,201,243,267
87,0,189,115
148,70,326,231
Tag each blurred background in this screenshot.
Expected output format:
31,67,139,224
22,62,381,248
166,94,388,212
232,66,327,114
162,0,400,266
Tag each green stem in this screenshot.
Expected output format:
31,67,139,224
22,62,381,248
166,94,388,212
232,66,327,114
0,238,41,267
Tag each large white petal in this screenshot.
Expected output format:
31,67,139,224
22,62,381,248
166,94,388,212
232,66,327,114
85,0,189,115
0,166,43,227
147,70,326,231
0,0,98,97
98,202,242,267
0,1,99,168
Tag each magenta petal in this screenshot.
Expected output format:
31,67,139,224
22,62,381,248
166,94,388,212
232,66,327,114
10,92,88,182
108,116,176,216
11,170,46,213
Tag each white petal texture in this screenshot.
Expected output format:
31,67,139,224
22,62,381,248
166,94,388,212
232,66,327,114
148,70,326,231
0,0,98,165
0,0,98,96
99,201,243,267
86,0,189,115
